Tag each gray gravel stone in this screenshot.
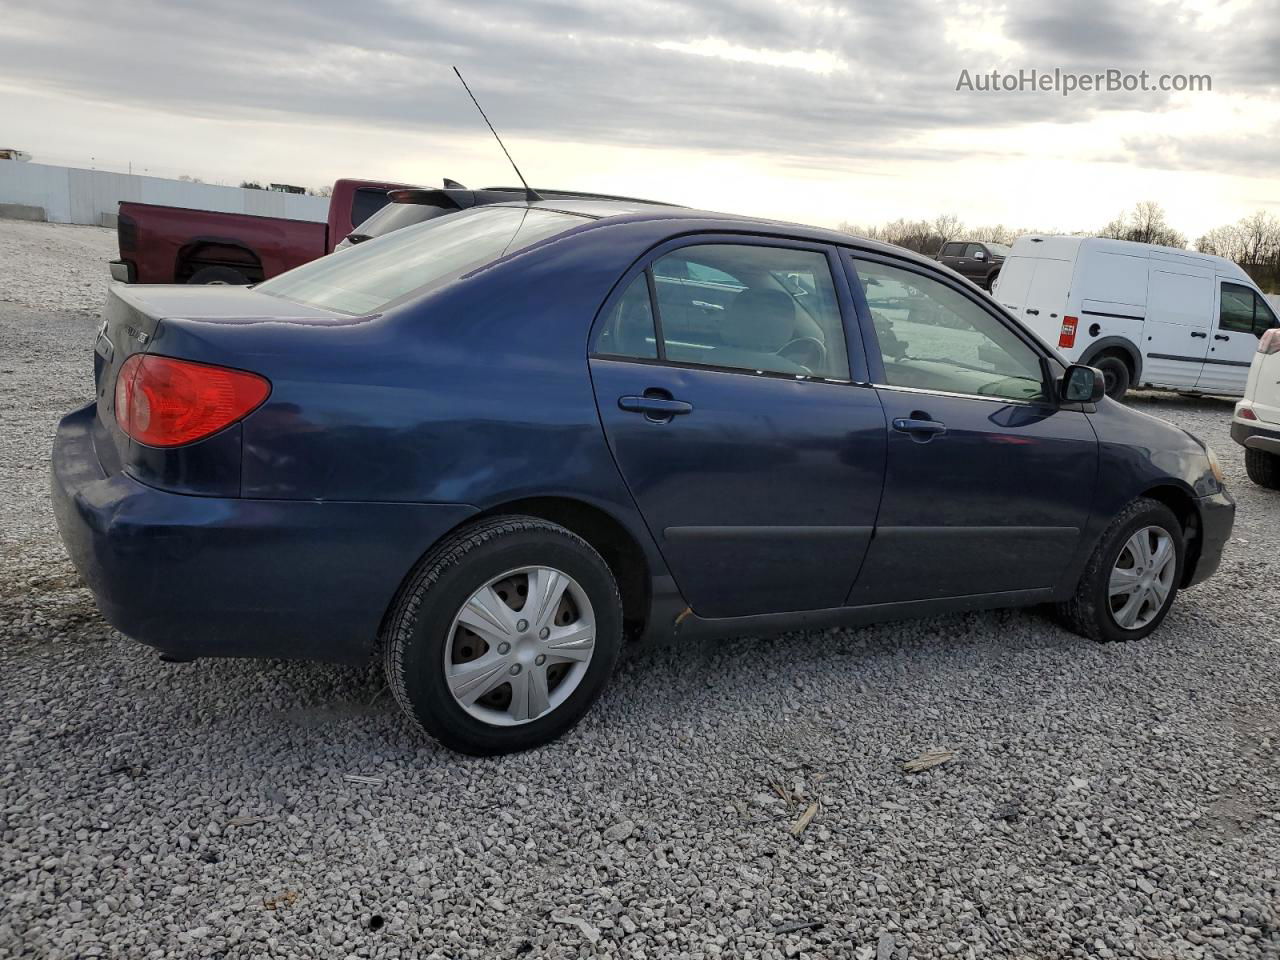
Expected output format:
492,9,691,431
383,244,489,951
1,218,1279,959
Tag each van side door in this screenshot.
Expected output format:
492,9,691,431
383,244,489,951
1143,269,1213,389
1196,281,1278,394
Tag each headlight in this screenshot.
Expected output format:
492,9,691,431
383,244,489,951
1205,445,1225,487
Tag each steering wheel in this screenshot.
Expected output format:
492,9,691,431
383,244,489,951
777,336,826,373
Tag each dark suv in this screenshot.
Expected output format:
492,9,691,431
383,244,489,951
936,241,1010,290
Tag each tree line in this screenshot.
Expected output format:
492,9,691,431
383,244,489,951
839,203,1280,292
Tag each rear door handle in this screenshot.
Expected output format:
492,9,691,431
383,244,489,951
619,395,693,420
892,417,947,440
1190,331,1207,339
1026,308,1040,316
1214,334,1230,341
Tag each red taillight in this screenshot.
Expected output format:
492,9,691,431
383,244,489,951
1058,316,1078,349
114,354,270,447
1239,407,1258,421
1259,328,1280,355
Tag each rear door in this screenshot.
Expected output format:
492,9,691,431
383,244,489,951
589,237,887,619
846,254,1097,605
1143,269,1213,388
1196,281,1277,394
1019,255,1075,350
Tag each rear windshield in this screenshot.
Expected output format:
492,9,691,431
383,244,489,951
258,206,588,314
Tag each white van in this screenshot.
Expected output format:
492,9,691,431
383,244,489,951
992,236,1277,400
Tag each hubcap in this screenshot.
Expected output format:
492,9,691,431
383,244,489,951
444,566,596,726
1108,526,1175,630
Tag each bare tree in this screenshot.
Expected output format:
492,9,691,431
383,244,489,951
1100,202,1186,248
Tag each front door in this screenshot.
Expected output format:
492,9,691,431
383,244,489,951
845,255,1098,605
589,239,887,619
1196,281,1277,394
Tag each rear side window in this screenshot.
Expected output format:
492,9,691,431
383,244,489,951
642,244,849,380
941,242,965,257
259,207,587,314
351,187,393,226
593,274,658,359
855,258,1046,402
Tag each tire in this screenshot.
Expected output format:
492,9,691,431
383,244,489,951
1245,447,1280,489
384,516,623,755
1092,353,1131,402
984,270,1000,291
1055,497,1184,643
187,265,250,285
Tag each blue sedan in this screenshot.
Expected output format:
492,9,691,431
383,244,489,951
51,200,1235,754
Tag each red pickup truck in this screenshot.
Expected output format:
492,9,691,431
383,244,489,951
109,178,409,285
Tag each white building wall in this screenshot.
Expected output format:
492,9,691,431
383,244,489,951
0,161,329,225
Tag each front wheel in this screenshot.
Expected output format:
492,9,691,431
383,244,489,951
1055,497,1184,643
384,516,623,755
1092,354,1131,402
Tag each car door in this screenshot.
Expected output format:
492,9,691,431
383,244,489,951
1143,269,1213,388
844,254,1098,605
937,242,965,274
964,244,990,282
1196,281,1277,394
589,237,887,619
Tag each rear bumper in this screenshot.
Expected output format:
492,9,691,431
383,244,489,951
109,259,136,283
51,402,477,663
1231,418,1280,456
1186,490,1234,588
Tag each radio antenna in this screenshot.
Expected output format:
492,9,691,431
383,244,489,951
452,67,542,203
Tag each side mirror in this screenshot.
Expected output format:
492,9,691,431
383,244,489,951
1061,364,1106,403
974,250,986,260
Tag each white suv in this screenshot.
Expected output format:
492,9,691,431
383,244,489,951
1232,327,1280,487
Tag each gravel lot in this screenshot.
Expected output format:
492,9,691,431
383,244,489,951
1,218,1278,959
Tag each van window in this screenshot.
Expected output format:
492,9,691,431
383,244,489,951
855,259,1046,402
1221,282,1280,336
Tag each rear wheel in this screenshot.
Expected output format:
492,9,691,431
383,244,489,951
1056,497,1183,643
1245,447,1280,489
1092,353,1131,402
984,270,1000,291
187,265,250,285
384,516,623,755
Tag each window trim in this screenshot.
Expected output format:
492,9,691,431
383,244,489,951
588,232,869,385
842,250,1059,407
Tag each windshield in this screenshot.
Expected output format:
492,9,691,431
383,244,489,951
259,206,588,314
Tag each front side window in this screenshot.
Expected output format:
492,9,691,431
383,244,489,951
643,244,849,379
966,244,986,258
854,258,1046,402
259,206,587,314
1220,282,1278,336
1220,282,1256,334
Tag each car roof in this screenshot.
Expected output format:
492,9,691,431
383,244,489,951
495,199,940,270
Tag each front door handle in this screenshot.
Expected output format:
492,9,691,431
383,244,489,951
1026,308,1040,316
619,395,693,421
1214,334,1230,341
1190,331,1208,339
892,417,947,441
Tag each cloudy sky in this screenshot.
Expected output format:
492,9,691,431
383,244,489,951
1,0,1276,239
